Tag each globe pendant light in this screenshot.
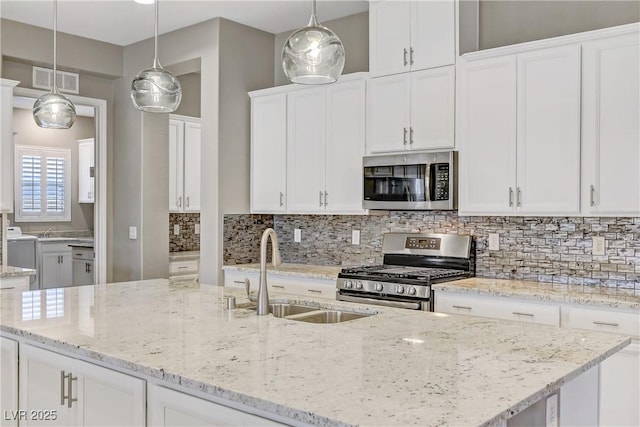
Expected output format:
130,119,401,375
33,0,76,129
282,0,345,84
130,0,182,113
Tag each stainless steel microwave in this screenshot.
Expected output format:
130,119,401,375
363,151,457,210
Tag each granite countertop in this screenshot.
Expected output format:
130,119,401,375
0,279,630,427
0,265,37,278
169,250,200,261
223,263,343,281
433,278,640,311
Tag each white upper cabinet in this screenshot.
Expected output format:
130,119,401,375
169,116,201,213
367,73,411,153
369,1,455,77
77,139,95,204
581,32,640,216
250,93,287,213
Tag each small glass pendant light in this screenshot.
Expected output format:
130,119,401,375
33,0,76,129
130,0,182,113
282,0,345,84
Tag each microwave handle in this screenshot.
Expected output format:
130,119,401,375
428,164,437,201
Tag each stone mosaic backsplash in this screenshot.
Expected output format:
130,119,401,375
222,211,640,291
223,214,274,264
169,213,201,252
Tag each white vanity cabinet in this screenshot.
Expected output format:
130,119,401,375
169,115,201,212
458,44,581,215
1,337,18,427
19,343,146,426
224,269,336,300
369,1,455,77
147,383,283,427
77,139,94,204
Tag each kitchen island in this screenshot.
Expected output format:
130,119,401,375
0,279,631,426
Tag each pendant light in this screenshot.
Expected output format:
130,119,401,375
130,0,182,113
282,0,345,84
33,0,76,129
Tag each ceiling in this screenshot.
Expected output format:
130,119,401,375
0,0,369,46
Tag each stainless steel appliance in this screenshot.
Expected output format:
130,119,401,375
363,151,457,210
336,233,473,311
6,227,39,289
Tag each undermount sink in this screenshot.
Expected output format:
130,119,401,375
247,302,374,323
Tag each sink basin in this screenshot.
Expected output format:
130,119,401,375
269,303,319,318
287,310,372,323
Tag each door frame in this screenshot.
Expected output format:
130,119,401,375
13,87,108,284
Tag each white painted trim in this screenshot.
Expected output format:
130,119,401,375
12,87,108,284
248,72,370,98
462,22,640,62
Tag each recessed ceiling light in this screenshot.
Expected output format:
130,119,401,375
134,0,155,5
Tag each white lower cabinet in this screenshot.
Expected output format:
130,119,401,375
19,343,145,426
39,241,74,289
224,270,336,300
1,337,18,427
147,383,283,427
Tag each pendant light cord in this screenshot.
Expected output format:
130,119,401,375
308,0,319,26
153,0,160,68
52,0,58,90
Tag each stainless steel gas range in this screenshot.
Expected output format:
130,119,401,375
336,233,474,311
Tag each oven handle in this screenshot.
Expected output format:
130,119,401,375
337,294,422,310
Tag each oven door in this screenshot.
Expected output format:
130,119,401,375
337,291,431,311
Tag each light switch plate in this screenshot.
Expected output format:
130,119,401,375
128,226,137,240
294,229,302,243
593,236,605,255
352,230,361,245
194,223,200,235
488,233,500,251
173,224,180,235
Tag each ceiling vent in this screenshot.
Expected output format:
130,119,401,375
32,66,79,94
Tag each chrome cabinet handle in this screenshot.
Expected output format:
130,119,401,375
233,280,245,284
186,196,190,208
517,187,522,207
67,373,77,408
509,187,514,207
403,127,408,145
177,196,182,208
60,371,67,405
307,289,322,294
279,192,284,207
410,127,414,145
319,191,324,207
272,285,285,289
324,191,328,206
593,321,619,327
410,47,414,65
512,312,534,317
590,185,595,207
403,48,408,66
452,305,472,310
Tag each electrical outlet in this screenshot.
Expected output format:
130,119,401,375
294,228,302,243
173,224,180,235
593,236,605,256
352,230,361,245
546,393,558,427
194,223,200,235
488,233,500,251
128,226,137,240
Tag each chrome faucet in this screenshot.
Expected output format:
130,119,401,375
257,228,282,315
42,227,52,238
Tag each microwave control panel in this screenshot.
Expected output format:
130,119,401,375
433,164,449,201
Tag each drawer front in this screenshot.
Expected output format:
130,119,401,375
169,260,199,275
71,248,94,261
223,270,259,289
563,305,639,338
269,275,336,300
436,292,560,326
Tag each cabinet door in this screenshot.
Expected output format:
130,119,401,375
517,45,581,214
1,337,18,427
72,260,93,286
369,1,411,77
251,94,287,213
457,56,517,214
77,140,94,204
183,121,201,212
410,66,455,150
411,0,455,71
168,119,185,212
582,33,640,215
367,74,411,154
600,342,640,427
287,88,327,213
59,251,72,287
41,252,61,288
74,357,146,427
1,80,18,213
147,383,283,427
19,344,78,426
325,80,366,214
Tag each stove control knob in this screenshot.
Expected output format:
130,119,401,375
375,283,383,292
407,287,417,296
396,285,405,294
355,281,363,290
344,281,353,289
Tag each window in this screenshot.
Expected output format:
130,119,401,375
14,145,71,222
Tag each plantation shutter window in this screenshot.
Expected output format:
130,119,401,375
14,146,71,222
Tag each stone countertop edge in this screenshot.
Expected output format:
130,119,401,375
0,266,37,277
222,263,343,281
433,278,640,311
